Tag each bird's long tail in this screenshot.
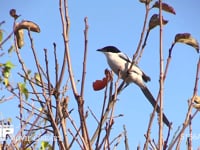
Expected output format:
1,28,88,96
140,86,171,127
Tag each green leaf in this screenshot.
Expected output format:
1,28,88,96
0,30,3,42
40,141,52,150
34,73,41,86
4,61,15,69
175,33,199,53
8,45,14,53
3,71,10,78
18,83,29,100
3,78,9,86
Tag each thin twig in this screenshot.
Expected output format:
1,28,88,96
68,128,84,150
95,79,110,149
0,30,14,49
135,4,150,64
111,132,123,150
87,106,99,124
80,17,89,98
168,58,200,149
123,125,129,150
158,0,164,149
53,42,59,91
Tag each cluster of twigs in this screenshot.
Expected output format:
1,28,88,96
0,0,200,150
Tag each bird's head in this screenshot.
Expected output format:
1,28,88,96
97,46,121,54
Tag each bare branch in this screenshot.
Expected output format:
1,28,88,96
80,17,89,98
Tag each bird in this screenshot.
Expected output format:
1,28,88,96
97,46,171,127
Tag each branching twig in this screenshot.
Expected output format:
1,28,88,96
135,4,150,64
123,125,129,150
168,58,200,149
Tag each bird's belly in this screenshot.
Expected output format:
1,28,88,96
108,60,129,77
108,60,144,86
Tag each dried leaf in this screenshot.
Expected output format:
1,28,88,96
139,0,152,4
93,78,108,91
14,20,40,33
152,1,176,15
193,95,200,110
15,29,24,49
175,33,199,53
148,14,168,30
105,69,112,82
93,69,112,91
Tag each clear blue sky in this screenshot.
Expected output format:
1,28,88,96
1,0,200,149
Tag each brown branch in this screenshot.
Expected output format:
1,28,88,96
57,97,69,148
111,132,123,149
80,17,89,98
12,108,34,146
53,42,59,90
158,1,164,149
168,58,200,149
87,106,99,124
44,49,53,98
95,79,110,148
123,125,130,150
131,3,150,65
136,29,150,64
163,42,176,81
68,128,84,150
91,72,126,145
188,115,192,150
65,109,87,148
24,130,48,149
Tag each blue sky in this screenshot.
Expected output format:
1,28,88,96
1,0,200,149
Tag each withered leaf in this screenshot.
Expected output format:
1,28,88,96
175,33,199,53
148,14,168,30
14,20,40,33
152,1,176,15
15,29,24,49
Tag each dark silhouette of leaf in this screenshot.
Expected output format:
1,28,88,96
9,9,20,19
152,1,176,15
175,33,199,53
148,14,168,30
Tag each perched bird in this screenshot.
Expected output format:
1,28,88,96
97,46,170,127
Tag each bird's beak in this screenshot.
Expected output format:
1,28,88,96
97,49,103,52
97,49,104,52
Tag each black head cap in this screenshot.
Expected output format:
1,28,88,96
97,46,121,53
